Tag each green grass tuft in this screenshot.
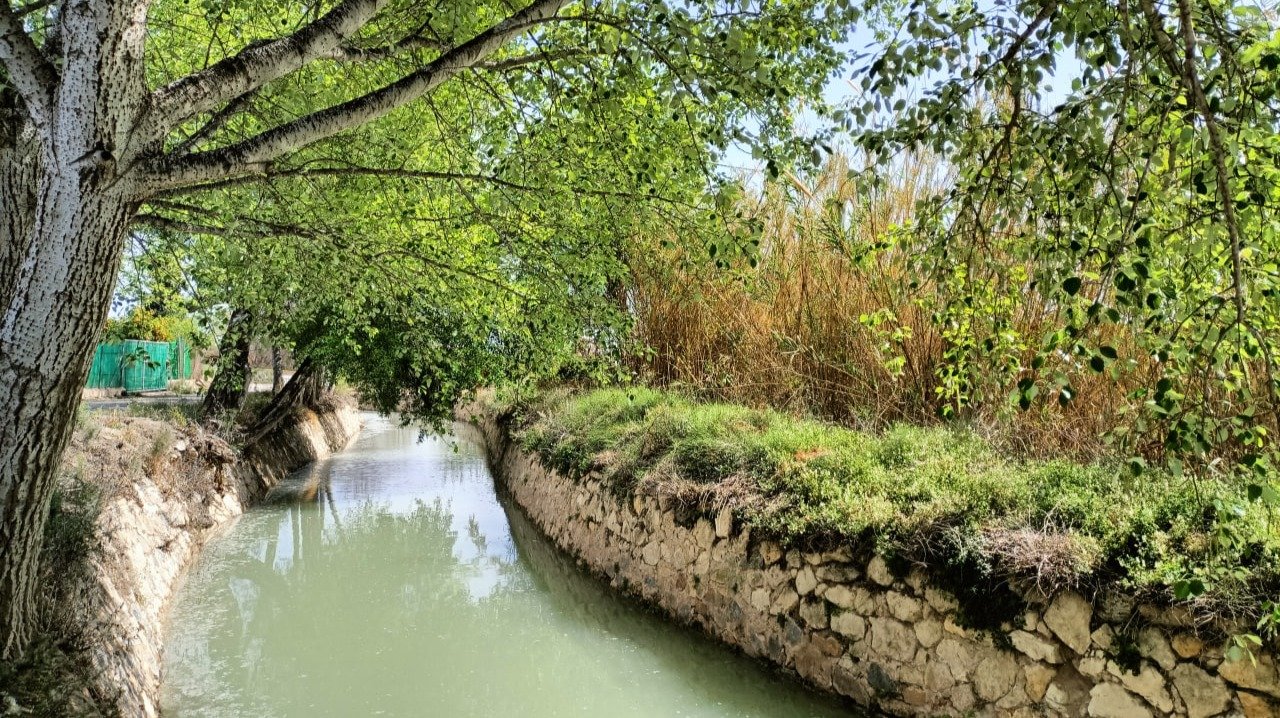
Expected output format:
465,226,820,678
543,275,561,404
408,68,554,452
514,387,1280,624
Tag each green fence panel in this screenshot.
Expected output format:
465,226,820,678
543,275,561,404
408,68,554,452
120,340,171,392
86,338,190,390
167,340,192,380
86,343,125,389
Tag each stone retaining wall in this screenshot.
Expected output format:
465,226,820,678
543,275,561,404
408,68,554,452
471,409,1280,718
83,401,361,718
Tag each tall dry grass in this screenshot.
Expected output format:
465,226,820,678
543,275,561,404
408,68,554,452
628,154,1157,463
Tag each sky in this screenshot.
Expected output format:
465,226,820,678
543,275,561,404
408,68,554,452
717,3,1089,180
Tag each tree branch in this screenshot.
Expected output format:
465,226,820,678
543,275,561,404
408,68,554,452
0,3,56,127
170,88,260,155
318,35,445,62
150,0,387,131
13,0,54,18
478,48,589,71
149,163,701,209
145,0,570,192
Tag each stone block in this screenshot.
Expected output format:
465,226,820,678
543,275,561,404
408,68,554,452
1119,662,1174,713
1091,624,1115,651
885,591,923,622
1024,664,1057,702
1138,627,1178,671
770,588,799,615
1010,629,1063,664
924,587,958,613
824,584,855,609
1087,684,1153,718
973,652,1019,702
641,541,661,566
1239,691,1279,718
795,565,817,596
1044,592,1092,654
914,618,942,648
693,518,715,549
1172,663,1232,718
714,506,734,538
816,563,859,583
1172,633,1204,659
867,555,895,586
869,617,918,661
758,540,783,565
799,600,828,629
1219,653,1280,699
830,611,867,640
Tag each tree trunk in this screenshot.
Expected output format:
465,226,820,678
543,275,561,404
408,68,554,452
0,156,136,658
272,346,285,394
243,358,327,446
201,308,255,419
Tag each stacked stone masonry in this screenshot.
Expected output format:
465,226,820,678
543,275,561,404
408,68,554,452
474,411,1280,718
86,402,362,718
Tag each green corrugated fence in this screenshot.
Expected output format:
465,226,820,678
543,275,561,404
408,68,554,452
85,339,192,391
85,344,126,389
168,339,192,380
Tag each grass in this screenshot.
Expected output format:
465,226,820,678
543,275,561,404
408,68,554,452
513,386,1280,631
121,400,201,427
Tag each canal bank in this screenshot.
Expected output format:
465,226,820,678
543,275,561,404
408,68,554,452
465,394,1280,718
75,397,361,717
160,415,854,717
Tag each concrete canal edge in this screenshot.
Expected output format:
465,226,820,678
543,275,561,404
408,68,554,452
83,399,362,718
465,403,1280,718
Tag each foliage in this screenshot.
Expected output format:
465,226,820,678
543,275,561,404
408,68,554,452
630,151,1199,464
0,638,117,718
102,307,205,348
123,401,202,428
836,0,1280,511
120,0,862,427
517,387,1280,627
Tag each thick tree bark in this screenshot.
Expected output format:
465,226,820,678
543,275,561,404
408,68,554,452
201,308,254,419
244,358,327,446
0,159,137,658
0,0,150,655
271,346,285,394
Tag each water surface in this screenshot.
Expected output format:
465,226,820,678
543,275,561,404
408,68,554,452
161,414,857,717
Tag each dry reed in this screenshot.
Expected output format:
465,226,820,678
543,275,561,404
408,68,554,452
627,154,1161,463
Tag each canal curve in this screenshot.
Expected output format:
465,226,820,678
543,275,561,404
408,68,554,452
160,413,858,717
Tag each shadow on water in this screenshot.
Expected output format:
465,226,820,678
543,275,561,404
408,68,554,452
161,416,861,717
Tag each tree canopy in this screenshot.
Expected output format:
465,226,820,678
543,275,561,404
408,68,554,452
0,0,857,658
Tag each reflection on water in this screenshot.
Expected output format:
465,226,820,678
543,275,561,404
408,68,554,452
161,414,857,717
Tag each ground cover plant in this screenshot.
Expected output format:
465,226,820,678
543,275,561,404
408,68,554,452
514,387,1280,637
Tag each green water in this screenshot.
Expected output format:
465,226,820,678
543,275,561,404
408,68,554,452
161,414,858,717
